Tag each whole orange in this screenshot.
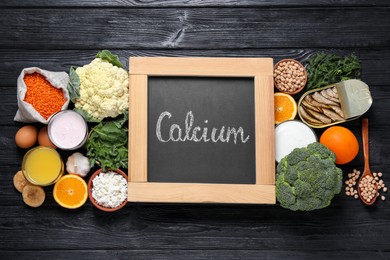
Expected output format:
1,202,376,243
320,126,359,164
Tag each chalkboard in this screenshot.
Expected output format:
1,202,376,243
128,57,275,204
147,77,256,184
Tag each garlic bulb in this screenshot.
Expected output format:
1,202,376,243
66,152,91,177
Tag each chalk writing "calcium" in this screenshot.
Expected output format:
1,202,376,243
156,111,250,144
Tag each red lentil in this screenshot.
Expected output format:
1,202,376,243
23,73,65,120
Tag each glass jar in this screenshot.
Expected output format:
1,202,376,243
48,110,88,150
22,146,64,186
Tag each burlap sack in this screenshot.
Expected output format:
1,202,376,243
14,67,70,124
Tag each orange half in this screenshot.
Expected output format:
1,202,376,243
274,92,297,124
53,174,88,209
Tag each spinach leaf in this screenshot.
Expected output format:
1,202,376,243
67,66,80,102
86,120,128,171
94,121,127,145
96,50,123,68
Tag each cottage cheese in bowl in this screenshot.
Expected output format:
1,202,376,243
88,169,128,211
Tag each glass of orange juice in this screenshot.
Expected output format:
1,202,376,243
22,146,64,186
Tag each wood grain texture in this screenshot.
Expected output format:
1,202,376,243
0,8,389,49
1,250,389,260
129,75,148,182
128,183,276,204
1,0,389,7
1,1,390,259
0,204,390,251
255,75,275,185
1,48,389,87
130,57,274,76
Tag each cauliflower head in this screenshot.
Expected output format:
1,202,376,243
75,58,128,121
276,142,343,211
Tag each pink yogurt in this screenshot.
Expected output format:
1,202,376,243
48,110,88,150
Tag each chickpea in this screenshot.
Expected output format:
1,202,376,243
274,59,306,93
345,168,387,204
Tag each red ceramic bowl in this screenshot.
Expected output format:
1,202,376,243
88,168,128,212
274,59,307,95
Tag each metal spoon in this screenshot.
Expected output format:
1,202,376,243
358,118,378,205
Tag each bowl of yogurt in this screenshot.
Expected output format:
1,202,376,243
275,120,317,163
47,110,88,150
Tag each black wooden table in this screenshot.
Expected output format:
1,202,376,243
1,1,390,259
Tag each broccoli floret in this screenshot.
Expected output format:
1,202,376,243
276,159,287,178
295,197,325,211
276,142,342,211
308,142,336,161
294,179,314,198
286,148,311,166
275,181,296,208
284,165,298,185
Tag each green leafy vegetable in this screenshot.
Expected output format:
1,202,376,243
96,50,123,68
306,52,361,91
67,66,80,102
86,116,128,171
113,110,128,129
276,142,342,211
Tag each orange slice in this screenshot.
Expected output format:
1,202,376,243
274,92,297,124
53,174,88,209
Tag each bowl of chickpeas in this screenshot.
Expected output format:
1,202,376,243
274,59,307,95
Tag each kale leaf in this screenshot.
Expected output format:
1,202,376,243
306,52,361,91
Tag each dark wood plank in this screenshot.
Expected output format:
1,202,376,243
2,249,390,260
0,204,389,251
0,250,388,260
1,0,389,8
0,8,389,49
0,48,389,87
1,2,390,259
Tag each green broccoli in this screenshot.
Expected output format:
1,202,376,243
276,142,343,211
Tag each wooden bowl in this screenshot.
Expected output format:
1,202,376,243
88,168,128,212
274,59,307,95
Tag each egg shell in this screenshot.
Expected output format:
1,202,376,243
38,126,57,149
15,125,38,148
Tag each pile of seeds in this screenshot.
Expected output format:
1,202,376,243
274,60,307,93
345,169,360,199
345,169,387,203
360,174,378,203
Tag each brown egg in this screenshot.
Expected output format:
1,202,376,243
15,125,38,148
38,126,57,149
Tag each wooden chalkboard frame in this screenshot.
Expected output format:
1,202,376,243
128,57,275,204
